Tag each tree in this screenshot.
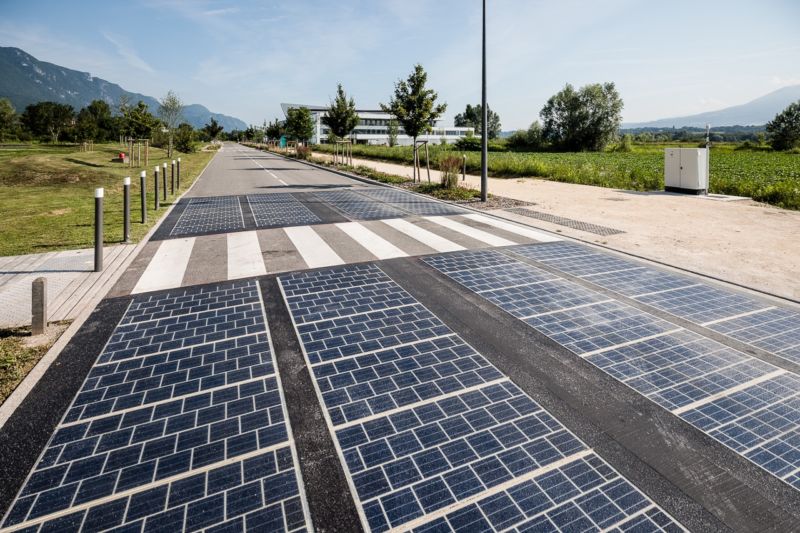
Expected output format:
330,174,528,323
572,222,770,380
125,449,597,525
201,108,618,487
203,117,224,140
284,107,315,142
540,82,623,151
158,91,184,157
322,84,359,139
766,100,800,151
387,119,399,147
381,64,446,178
122,101,159,139
265,119,284,140
0,98,16,142
507,121,544,151
76,100,114,142
174,123,195,153
20,102,75,143
454,103,501,139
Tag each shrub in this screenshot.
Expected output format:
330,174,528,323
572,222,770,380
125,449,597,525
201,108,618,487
295,145,311,160
438,155,462,189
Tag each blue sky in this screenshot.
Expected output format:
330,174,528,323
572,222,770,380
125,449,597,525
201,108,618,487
2,0,799,129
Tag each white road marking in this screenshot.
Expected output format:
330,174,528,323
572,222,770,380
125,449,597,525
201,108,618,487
424,216,516,247
335,222,408,260
227,231,267,279
283,226,344,268
381,218,465,252
132,238,194,294
250,157,288,185
462,213,561,242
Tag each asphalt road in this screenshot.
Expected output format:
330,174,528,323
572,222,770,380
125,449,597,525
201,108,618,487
2,143,800,533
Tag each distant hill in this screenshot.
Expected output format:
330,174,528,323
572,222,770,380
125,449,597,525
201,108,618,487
0,46,247,131
624,85,800,129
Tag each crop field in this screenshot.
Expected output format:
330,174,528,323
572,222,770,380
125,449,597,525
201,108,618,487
314,144,800,210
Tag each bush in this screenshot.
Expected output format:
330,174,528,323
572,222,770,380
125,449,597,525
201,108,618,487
454,136,507,152
295,145,311,160
438,155,462,189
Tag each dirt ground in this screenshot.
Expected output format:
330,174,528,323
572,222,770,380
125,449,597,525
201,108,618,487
314,152,800,302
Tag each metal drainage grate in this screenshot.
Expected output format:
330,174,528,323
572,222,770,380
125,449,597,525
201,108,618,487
505,207,625,236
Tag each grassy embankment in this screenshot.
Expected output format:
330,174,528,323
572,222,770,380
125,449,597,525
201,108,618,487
0,143,215,256
313,143,800,210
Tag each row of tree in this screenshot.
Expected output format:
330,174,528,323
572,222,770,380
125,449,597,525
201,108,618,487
0,94,228,155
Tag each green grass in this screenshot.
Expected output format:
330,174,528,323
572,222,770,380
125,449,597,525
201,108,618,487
0,326,53,404
412,183,482,201
314,143,800,210
0,143,215,256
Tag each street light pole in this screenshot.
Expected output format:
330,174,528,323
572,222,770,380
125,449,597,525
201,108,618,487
481,0,488,202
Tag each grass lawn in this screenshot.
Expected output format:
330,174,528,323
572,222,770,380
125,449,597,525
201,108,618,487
0,143,215,256
313,143,800,210
0,324,66,405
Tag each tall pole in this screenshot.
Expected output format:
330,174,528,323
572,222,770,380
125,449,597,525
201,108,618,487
94,188,104,272
123,177,130,243
480,0,488,202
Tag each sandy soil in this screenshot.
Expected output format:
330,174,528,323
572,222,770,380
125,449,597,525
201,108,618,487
314,153,800,301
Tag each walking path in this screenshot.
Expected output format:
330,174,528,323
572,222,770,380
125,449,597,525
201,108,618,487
313,152,800,301
0,245,137,327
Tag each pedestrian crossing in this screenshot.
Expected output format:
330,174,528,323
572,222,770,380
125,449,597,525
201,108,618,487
129,214,559,295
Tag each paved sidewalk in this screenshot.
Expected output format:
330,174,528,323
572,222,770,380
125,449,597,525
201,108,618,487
0,245,137,327
313,152,800,301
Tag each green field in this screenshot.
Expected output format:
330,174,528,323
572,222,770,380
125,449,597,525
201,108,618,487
0,143,214,256
314,144,800,210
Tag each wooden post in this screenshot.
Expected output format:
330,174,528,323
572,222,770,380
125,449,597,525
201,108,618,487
425,141,431,183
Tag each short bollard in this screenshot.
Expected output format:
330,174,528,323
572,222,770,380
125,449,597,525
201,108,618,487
123,176,131,243
462,154,467,182
171,160,176,194
94,188,104,272
154,166,160,209
162,162,168,200
177,157,181,188
32,277,47,336
140,170,147,223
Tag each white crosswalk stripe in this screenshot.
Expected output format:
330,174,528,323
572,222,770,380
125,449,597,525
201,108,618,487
424,216,517,247
283,225,344,268
227,231,267,279
462,213,561,242
133,237,195,294
335,222,408,260
381,218,465,252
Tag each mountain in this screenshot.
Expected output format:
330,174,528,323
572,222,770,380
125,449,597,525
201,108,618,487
624,85,800,129
0,47,247,131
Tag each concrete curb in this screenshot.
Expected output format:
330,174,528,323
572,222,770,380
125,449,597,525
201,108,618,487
0,149,221,430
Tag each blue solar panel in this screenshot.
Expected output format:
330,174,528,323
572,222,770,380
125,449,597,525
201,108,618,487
514,249,643,278
2,280,310,532
582,268,699,298
426,249,800,495
247,193,322,228
635,285,770,324
355,188,469,216
278,264,684,532
171,196,245,236
509,242,589,262
423,250,519,274
709,308,800,365
315,190,406,220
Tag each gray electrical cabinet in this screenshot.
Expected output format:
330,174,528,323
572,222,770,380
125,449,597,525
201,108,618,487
664,148,708,194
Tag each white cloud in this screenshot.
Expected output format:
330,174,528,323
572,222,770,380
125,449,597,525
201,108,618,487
102,32,155,74
771,75,800,86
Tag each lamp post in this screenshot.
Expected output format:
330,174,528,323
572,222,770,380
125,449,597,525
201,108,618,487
480,0,488,202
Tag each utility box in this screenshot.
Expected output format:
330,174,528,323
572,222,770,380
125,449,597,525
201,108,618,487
664,148,708,194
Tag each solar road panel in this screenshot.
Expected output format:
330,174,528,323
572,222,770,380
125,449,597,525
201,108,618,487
279,264,684,532
247,193,321,228
171,196,245,236
2,280,310,532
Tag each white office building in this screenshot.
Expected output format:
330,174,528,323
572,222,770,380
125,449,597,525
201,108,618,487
280,103,474,145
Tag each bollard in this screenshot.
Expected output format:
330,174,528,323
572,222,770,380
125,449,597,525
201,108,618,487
32,277,47,335
154,166,160,209
177,157,181,188
123,177,131,243
95,188,104,272
162,162,168,200
171,160,176,194
140,170,147,223
462,154,467,182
